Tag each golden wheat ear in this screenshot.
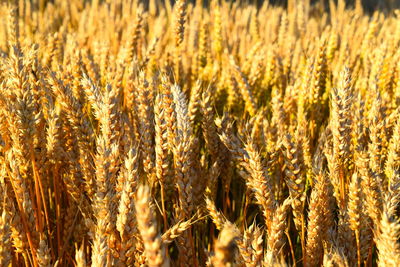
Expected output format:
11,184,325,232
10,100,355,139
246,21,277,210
375,192,400,267
135,184,170,267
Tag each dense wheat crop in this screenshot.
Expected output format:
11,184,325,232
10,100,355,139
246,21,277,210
0,0,399,266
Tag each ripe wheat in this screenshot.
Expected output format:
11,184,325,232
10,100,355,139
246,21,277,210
0,0,399,266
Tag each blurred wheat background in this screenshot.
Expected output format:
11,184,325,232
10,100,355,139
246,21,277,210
0,0,399,266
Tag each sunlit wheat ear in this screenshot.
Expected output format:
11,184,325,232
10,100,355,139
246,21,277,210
7,4,19,48
375,193,400,267
347,172,363,266
0,209,12,266
305,173,333,267
75,243,87,267
244,137,276,230
125,6,144,65
36,238,51,267
135,185,169,267
116,148,140,264
210,222,240,267
154,94,169,219
173,0,187,82
322,244,350,267
172,83,195,219
162,218,195,244
356,152,383,224
385,114,400,192
265,198,292,265
281,134,305,232
137,72,155,184
330,67,353,208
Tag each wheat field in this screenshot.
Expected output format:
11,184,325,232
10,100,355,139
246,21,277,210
0,0,399,266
